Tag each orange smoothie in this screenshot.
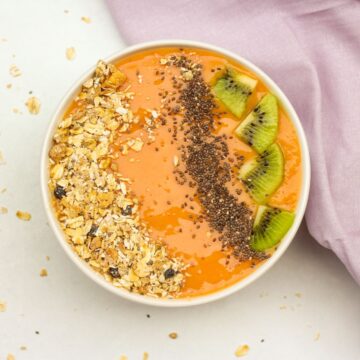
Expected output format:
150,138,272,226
52,47,302,298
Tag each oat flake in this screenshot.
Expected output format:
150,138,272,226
26,96,41,114
0,300,6,312
16,210,31,221
40,268,48,277
81,16,91,23
9,64,21,77
66,47,76,61
235,345,249,357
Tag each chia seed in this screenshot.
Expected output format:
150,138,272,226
167,54,266,261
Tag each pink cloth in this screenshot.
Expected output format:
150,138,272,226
106,0,360,284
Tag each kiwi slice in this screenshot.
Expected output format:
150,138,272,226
251,205,295,251
235,94,278,153
212,67,258,118
239,143,284,204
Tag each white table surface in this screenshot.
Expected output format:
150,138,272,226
0,0,359,359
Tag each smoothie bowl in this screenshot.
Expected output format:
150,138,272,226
41,40,310,306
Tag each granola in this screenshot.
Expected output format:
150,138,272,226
48,61,185,298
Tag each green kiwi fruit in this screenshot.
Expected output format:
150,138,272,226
251,205,295,251
212,67,258,118
235,94,278,153
239,143,284,204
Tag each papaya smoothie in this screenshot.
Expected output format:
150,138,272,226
48,46,302,299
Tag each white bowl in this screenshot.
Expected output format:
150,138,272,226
41,40,311,307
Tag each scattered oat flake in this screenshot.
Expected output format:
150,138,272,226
0,206,8,214
20,346,27,351
235,345,249,357
0,300,6,312
7,354,15,360
169,332,178,339
314,331,320,341
16,210,31,221
120,356,128,360
9,64,21,77
143,352,149,360
81,16,91,23
12,107,21,114
66,47,76,61
26,96,41,115
6,83,12,89
46,256,50,261
0,150,5,164
279,305,287,310
295,292,302,298
64,9,69,13
40,268,48,277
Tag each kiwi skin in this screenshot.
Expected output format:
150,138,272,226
235,93,278,153
212,67,258,118
251,205,295,251
239,143,284,204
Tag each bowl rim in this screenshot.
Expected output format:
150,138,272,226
40,39,311,307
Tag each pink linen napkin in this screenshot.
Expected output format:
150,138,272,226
106,0,360,284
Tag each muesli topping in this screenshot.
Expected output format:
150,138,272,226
49,61,185,297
